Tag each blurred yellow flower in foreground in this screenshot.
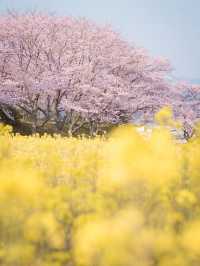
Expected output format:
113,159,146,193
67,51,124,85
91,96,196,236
0,120,199,266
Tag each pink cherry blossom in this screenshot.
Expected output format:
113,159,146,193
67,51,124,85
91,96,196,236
0,12,195,135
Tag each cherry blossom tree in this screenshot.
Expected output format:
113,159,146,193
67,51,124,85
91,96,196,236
171,82,200,138
0,12,178,135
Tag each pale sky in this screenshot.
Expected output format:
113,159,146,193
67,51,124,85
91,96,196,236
0,0,199,81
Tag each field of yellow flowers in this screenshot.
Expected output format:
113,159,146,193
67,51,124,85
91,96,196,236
0,115,200,266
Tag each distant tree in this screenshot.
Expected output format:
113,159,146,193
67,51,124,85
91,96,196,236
172,83,200,138
0,12,176,135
